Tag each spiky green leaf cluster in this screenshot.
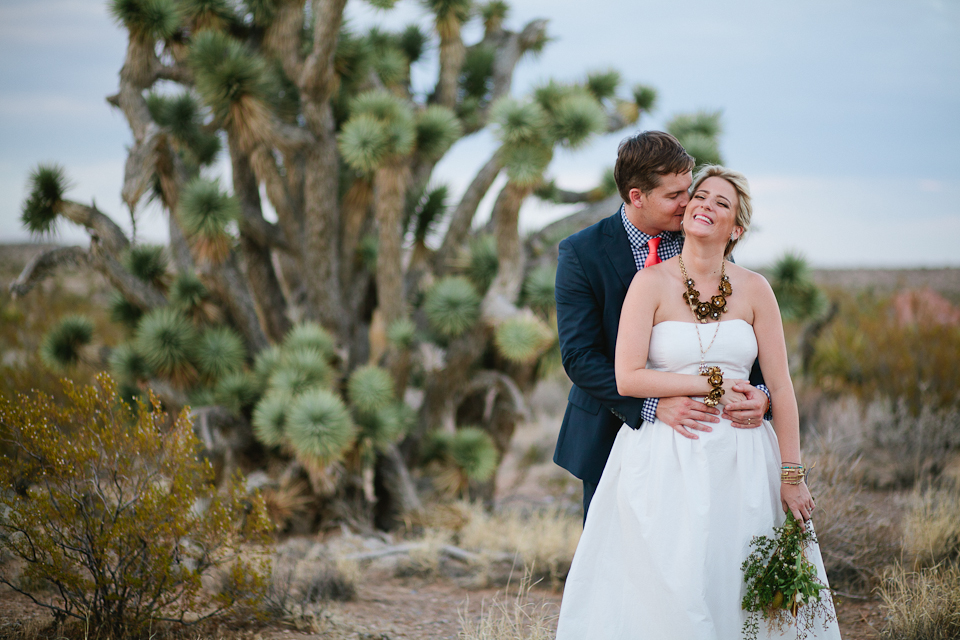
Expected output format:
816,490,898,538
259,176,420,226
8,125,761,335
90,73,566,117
522,265,556,313
109,291,144,329
358,234,379,272
460,45,495,101
178,0,235,30
424,276,482,338
252,390,290,446
668,110,722,139
480,0,508,32
466,234,498,293
40,315,94,370
284,322,336,360
109,0,178,39
21,164,68,236
415,107,462,161
494,315,552,364
169,271,208,313
586,69,621,101
549,92,607,149
411,184,449,244
356,403,407,449
135,308,199,378
214,370,262,414
424,0,472,28
339,90,416,171
253,344,284,381
387,317,417,350
109,342,153,383
450,427,499,482
243,0,276,26
145,92,221,166
269,349,334,396
347,365,395,416
491,97,547,145
632,84,657,112
178,177,238,239
286,388,356,462
770,253,829,322
190,30,270,123
668,111,723,167
195,326,246,380
123,244,169,287
399,24,428,63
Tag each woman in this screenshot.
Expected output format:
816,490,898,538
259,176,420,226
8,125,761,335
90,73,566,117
555,166,841,639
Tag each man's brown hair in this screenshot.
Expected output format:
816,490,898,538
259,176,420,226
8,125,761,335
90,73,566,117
614,131,695,202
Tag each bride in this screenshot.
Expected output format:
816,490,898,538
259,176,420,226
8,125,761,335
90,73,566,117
555,166,841,639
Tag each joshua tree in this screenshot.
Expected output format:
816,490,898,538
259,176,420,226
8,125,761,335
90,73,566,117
12,0,722,527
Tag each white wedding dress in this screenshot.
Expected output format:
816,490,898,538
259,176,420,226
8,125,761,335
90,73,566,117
556,319,841,639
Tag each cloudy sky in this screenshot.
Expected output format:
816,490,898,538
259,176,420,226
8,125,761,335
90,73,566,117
1,0,958,268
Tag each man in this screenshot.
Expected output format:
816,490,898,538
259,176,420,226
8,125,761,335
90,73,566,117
553,131,771,516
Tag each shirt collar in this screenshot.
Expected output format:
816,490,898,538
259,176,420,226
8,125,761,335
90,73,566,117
620,204,678,247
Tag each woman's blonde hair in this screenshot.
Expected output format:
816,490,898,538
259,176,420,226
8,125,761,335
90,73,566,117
689,165,752,257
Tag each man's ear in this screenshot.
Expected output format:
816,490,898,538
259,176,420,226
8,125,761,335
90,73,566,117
628,188,645,209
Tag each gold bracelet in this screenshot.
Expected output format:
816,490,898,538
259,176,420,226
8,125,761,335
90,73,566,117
781,465,806,485
701,366,724,408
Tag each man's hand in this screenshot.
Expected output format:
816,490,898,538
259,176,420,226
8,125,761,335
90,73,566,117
721,382,769,429
656,396,720,440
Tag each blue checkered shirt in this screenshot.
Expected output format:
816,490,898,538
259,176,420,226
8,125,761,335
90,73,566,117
618,205,772,425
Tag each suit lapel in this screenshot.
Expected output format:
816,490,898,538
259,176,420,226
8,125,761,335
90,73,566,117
603,212,638,291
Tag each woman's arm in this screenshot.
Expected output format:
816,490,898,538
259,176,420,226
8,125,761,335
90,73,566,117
750,273,816,526
615,268,723,400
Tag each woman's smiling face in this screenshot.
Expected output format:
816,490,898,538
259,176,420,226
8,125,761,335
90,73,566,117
683,176,742,242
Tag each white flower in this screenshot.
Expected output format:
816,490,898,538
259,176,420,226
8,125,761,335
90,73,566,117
795,592,804,604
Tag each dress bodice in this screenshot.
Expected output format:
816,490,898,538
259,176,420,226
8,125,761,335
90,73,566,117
647,318,757,380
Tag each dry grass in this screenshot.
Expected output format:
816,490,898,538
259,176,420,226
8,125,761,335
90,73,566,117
879,563,960,640
457,571,559,640
804,423,904,593
904,482,960,569
456,502,580,587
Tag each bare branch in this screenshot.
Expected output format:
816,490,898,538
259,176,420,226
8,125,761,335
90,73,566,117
526,193,621,259
154,63,193,85
89,238,168,309
9,246,89,298
300,0,348,104
434,152,502,273
263,0,307,82
482,181,532,321
59,201,130,256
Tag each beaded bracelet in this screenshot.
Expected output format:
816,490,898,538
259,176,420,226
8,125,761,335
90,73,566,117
701,366,724,408
781,464,806,485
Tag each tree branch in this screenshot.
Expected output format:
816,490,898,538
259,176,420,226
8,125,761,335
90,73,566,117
300,0,348,104
9,246,89,298
88,238,168,309
59,201,130,256
434,152,502,273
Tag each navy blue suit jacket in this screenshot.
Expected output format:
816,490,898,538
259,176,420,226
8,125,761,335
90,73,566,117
552,209,764,485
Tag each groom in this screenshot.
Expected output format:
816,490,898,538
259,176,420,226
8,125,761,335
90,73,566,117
553,131,771,516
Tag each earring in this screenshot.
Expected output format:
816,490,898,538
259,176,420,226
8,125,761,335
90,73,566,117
730,232,737,242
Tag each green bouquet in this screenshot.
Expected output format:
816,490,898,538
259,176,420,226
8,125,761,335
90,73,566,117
741,512,836,640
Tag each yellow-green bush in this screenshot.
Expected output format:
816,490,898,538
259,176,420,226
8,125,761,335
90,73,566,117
0,374,273,637
810,293,960,412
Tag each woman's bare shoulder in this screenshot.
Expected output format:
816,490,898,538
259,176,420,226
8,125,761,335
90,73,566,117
727,262,774,294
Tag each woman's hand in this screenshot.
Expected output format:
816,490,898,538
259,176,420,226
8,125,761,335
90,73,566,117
781,482,816,531
718,378,748,406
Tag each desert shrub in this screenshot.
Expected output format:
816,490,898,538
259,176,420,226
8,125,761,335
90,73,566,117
457,502,581,586
0,374,273,637
457,570,558,640
879,564,960,640
804,427,903,593
904,482,960,569
811,292,960,412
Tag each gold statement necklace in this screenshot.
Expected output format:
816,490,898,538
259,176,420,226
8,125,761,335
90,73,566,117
679,256,733,400
679,255,732,323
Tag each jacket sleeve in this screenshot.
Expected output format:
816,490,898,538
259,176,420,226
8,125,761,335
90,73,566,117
555,238,647,428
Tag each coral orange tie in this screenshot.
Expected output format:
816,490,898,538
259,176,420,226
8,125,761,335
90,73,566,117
644,237,661,268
